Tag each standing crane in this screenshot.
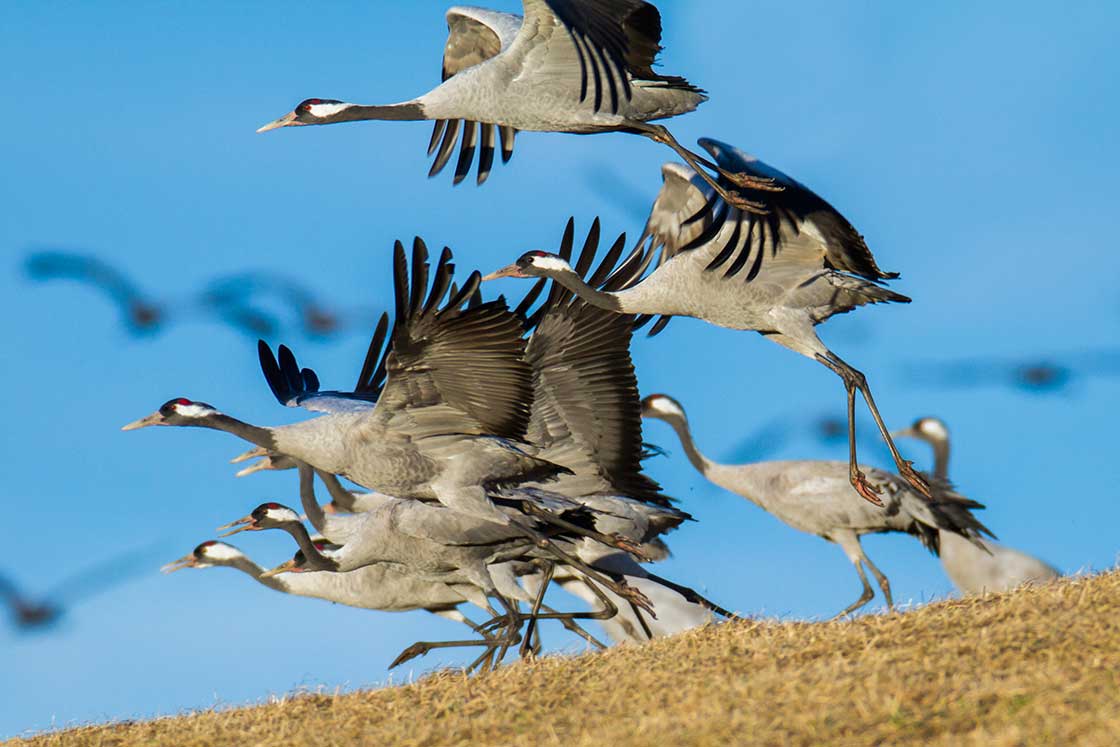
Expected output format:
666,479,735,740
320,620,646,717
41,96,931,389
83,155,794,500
892,417,1060,594
640,393,992,618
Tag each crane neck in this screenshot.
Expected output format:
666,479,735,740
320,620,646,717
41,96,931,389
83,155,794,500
280,521,339,572
656,413,770,508
327,101,426,123
200,414,277,451
930,439,950,482
227,556,288,592
297,463,328,534
545,270,626,312
657,413,720,478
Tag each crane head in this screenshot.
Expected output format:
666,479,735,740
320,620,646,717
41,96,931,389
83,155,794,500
217,503,301,538
256,98,349,133
121,398,219,430
891,417,949,445
161,540,245,573
640,393,686,421
482,251,570,281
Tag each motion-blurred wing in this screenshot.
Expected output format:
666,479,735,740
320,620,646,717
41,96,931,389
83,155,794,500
372,239,533,440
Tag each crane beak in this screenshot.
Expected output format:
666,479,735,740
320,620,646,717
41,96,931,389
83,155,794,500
890,427,918,440
161,554,197,574
121,411,164,431
230,446,268,464
234,459,272,478
256,111,299,133
216,516,259,537
259,560,298,578
481,264,527,281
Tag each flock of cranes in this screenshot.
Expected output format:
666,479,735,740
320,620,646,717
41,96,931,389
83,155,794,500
94,0,1066,669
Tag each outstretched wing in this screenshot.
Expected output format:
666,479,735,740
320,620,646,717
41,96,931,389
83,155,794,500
258,336,381,415
615,138,902,335
515,0,700,115
428,8,521,185
372,238,533,440
515,218,671,506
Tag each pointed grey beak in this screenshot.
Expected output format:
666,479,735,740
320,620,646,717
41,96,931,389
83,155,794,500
891,427,918,440
259,560,298,579
122,412,163,431
256,111,299,133
216,515,258,537
231,446,268,464
481,264,527,281
235,459,272,478
160,555,196,574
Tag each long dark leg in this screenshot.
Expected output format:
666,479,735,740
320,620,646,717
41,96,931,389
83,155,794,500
625,122,779,214
832,532,877,618
390,597,521,671
816,353,930,501
544,604,609,650
519,563,555,659
509,519,654,614
641,571,741,620
861,553,894,611
518,500,652,561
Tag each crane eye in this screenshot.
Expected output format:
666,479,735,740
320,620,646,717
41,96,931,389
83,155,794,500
298,98,322,112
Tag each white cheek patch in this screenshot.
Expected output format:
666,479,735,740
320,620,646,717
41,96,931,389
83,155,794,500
265,508,299,523
175,404,217,418
533,256,570,272
920,420,949,440
203,543,243,562
308,103,351,118
648,399,683,418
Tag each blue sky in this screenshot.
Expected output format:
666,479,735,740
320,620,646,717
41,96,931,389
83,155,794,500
2,0,1118,737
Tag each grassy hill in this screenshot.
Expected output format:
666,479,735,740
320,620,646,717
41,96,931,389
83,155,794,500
17,570,1120,746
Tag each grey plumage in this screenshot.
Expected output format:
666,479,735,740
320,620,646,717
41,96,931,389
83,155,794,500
893,417,1060,595
256,2,778,211
485,140,928,507
641,394,993,618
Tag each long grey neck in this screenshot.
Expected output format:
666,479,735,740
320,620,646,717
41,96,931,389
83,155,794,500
329,101,426,123
227,557,287,592
547,270,626,312
318,471,360,513
297,464,328,534
659,414,719,477
280,521,337,571
658,413,768,507
930,439,950,482
201,414,276,451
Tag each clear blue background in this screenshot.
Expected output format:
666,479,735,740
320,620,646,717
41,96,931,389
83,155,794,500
2,0,1117,738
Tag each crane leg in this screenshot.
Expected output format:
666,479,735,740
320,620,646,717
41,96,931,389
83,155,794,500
816,352,932,499
832,532,877,618
390,596,522,672
624,122,778,214
862,554,894,611
509,518,655,615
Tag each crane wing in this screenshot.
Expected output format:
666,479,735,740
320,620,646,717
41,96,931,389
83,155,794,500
616,138,903,335
428,8,521,185
371,238,533,441
258,339,379,414
517,219,670,506
514,0,697,115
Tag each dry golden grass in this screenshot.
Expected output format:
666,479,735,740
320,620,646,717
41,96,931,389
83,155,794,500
16,570,1120,747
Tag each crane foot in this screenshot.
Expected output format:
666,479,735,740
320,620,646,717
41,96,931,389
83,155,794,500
897,460,931,497
851,470,885,507
725,171,783,192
